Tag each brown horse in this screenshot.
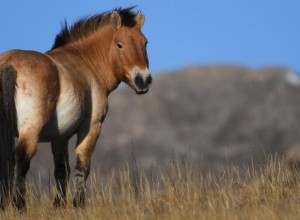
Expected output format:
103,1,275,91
0,7,151,211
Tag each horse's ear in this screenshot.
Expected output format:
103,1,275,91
135,11,145,28
111,11,122,29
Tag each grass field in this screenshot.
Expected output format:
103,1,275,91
1,156,300,220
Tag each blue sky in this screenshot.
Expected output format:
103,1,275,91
0,1,299,74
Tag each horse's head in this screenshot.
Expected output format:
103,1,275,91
110,10,152,94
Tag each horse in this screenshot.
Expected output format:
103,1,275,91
0,7,152,211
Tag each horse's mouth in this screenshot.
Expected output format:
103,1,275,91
130,83,149,95
134,88,149,95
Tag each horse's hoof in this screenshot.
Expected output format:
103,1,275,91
72,194,85,208
53,196,66,208
0,201,5,211
0,197,7,210
13,196,26,213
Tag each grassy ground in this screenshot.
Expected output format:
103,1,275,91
1,156,300,220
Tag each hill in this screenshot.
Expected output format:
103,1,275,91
29,65,300,181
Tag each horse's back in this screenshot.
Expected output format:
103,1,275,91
1,49,57,73
0,50,60,89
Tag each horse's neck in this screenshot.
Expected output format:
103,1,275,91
81,29,121,94
48,31,120,95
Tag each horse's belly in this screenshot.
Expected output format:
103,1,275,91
39,93,83,142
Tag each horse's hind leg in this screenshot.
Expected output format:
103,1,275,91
13,131,39,212
51,139,70,207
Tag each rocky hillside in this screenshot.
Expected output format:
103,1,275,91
29,65,300,181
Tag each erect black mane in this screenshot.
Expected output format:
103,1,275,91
51,7,137,50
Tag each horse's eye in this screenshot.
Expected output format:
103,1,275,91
145,41,148,47
116,42,123,49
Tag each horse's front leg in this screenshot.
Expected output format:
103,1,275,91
73,122,101,207
51,139,70,207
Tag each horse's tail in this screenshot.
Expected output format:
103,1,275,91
0,65,17,208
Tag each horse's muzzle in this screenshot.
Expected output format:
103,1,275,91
134,73,152,94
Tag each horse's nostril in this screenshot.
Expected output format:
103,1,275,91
134,74,144,89
146,75,152,85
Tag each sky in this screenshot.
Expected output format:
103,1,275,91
0,1,299,74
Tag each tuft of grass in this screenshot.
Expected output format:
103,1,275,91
1,155,300,220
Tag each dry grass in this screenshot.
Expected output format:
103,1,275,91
1,155,300,220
